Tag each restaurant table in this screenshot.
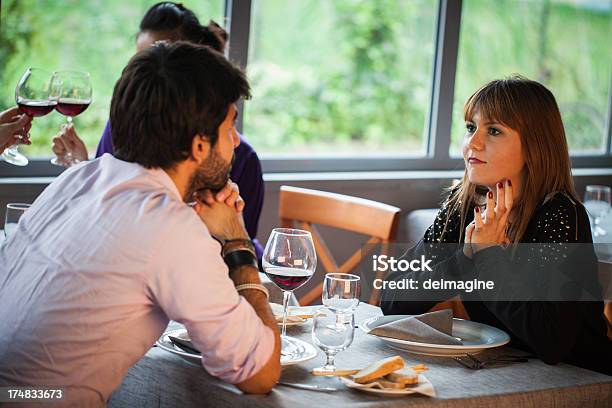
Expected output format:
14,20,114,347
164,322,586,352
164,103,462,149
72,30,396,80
108,303,611,408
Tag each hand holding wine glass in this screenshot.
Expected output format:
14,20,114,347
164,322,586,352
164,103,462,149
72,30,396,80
0,107,32,153
2,68,55,166
50,70,92,166
51,124,89,167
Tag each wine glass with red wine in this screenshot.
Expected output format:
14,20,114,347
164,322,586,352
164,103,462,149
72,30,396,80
50,70,92,166
2,68,56,166
263,228,317,357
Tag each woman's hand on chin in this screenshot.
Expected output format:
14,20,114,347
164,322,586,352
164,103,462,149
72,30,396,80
463,179,513,258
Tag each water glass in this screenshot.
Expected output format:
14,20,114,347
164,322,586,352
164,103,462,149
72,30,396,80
322,273,360,312
4,203,31,238
584,185,611,237
311,308,355,375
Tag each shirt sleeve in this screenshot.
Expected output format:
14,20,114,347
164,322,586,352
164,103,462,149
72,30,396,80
95,120,114,158
147,206,274,384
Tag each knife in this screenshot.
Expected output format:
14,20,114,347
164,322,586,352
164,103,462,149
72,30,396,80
278,382,338,392
168,336,201,355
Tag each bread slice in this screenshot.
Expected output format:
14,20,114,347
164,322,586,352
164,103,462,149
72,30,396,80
373,379,406,389
410,363,428,372
353,356,405,384
311,368,360,377
385,368,419,385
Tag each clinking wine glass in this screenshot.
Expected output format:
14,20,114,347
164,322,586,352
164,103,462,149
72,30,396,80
263,228,317,357
3,68,56,166
50,70,92,166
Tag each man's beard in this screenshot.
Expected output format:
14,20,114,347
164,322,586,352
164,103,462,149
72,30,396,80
184,152,234,202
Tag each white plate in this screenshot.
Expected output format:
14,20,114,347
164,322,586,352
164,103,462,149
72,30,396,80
278,337,318,366
156,328,317,367
270,303,318,326
340,375,435,397
360,315,510,357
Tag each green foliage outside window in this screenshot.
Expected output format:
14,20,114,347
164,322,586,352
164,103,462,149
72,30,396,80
0,0,609,160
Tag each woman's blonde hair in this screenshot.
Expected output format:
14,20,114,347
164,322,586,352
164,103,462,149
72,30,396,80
445,75,579,243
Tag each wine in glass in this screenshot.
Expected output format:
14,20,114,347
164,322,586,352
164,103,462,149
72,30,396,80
584,185,611,237
50,70,92,166
2,68,56,166
263,228,317,357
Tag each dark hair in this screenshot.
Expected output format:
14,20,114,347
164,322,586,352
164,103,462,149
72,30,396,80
110,41,250,169
139,2,228,52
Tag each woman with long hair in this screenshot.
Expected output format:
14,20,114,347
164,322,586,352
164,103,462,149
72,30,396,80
381,76,611,375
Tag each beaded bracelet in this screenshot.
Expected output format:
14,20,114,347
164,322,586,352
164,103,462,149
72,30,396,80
235,283,269,300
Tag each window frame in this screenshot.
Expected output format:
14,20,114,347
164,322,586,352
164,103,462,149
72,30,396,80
1,0,610,177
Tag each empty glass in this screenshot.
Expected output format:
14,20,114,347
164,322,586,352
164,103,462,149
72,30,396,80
4,203,31,238
584,185,611,237
322,273,361,313
311,308,355,375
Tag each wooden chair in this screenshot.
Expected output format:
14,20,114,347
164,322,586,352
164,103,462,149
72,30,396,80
278,186,401,306
404,207,471,319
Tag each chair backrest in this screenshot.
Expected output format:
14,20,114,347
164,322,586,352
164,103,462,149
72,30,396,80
278,186,401,305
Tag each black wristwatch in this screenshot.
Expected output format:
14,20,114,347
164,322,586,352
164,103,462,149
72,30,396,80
222,239,257,270
223,250,258,270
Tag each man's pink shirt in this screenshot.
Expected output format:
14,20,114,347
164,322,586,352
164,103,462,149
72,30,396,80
0,154,274,405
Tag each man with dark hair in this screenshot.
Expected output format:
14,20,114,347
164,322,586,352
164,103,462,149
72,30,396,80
0,42,280,406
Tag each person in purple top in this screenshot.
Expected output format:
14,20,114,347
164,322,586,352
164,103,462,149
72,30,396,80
52,2,265,258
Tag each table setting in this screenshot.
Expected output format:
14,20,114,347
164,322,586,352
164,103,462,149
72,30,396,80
107,227,612,407
110,298,611,407
0,207,610,405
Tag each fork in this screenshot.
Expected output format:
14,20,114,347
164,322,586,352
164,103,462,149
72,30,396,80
278,382,338,392
453,356,476,369
454,354,530,369
467,353,533,367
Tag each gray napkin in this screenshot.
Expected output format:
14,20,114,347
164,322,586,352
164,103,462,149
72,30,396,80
370,309,462,345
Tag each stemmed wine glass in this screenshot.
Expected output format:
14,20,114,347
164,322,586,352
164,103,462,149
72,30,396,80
263,228,317,357
50,70,92,166
322,273,361,313
311,309,355,374
2,68,56,166
584,185,611,237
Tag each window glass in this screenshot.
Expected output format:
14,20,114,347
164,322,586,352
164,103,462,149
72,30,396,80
244,0,438,157
451,0,612,155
